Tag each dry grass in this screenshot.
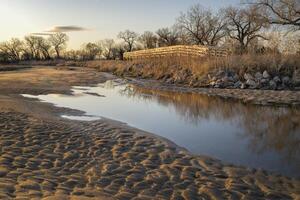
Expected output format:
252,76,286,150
211,53,300,77
85,57,211,80
84,53,299,86
16,53,299,87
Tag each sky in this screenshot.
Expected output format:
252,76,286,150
0,0,240,49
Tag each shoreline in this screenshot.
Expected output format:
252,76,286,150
1,104,299,199
125,77,300,107
2,64,299,107
18,77,300,178
0,66,299,199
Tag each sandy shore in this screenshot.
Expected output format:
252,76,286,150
0,66,299,199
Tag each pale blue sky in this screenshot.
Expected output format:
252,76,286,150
0,0,241,49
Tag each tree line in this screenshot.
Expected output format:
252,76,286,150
0,0,299,63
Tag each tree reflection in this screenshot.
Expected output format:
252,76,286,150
120,85,300,165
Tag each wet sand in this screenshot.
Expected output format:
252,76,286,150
0,66,299,199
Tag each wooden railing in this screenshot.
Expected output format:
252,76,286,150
124,45,229,60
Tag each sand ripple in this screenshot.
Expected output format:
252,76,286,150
0,112,299,200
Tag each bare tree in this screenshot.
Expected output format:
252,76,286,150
24,36,40,60
177,4,227,46
251,0,300,31
49,33,68,58
99,39,115,59
0,51,8,63
0,44,9,62
224,6,268,53
23,36,52,60
0,38,24,61
118,30,139,52
37,37,52,60
206,11,228,46
65,50,82,60
111,43,126,60
139,31,158,49
83,43,102,60
156,27,182,47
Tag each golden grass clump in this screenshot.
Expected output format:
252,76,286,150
211,54,300,77
84,53,299,87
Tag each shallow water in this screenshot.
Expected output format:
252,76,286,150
23,80,300,177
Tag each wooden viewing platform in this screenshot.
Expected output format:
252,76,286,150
124,45,229,60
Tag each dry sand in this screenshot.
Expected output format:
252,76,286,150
0,66,299,200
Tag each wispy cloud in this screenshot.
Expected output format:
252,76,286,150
29,25,89,37
31,32,54,36
46,26,89,33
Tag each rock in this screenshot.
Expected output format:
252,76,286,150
246,79,257,88
224,71,231,77
223,81,234,88
273,76,281,83
255,72,263,80
260,78,269,84
241,83,246,89
282,76,291,85
269,80,277,90
221,76,230,83
263,70,270,79
255,82,262,89
234,81,242,88
229,76,236,82
232,74,239,82
211,76,217,81
292,70,300,86
214,84,220,88
210,81,216,86
244,73,254,81
166,78,173,84
277,84,286,90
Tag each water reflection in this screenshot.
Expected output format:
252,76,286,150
22,81,300,177
120,84,300,174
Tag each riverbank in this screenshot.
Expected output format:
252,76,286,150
0,66,299,199
83,60,300,106
15,60,300,106
80,55,300,91
0,65,32,72
17,53,300,92
76,59,300,106
127,78,300,107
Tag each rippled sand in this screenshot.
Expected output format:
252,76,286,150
0,66,299,199
1,111,299,200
